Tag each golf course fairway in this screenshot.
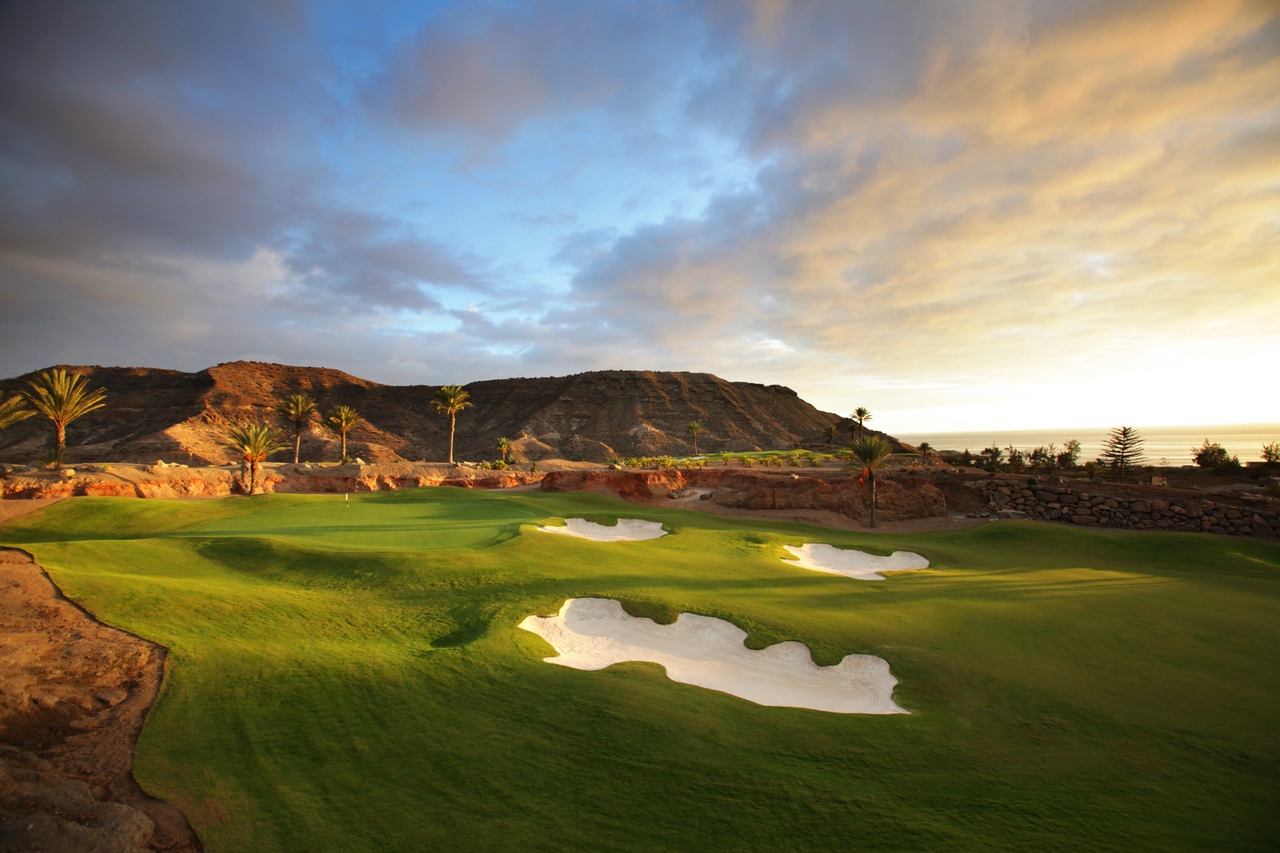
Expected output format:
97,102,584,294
2,488,1277,851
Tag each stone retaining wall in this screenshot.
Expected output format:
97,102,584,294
974,477,1277,538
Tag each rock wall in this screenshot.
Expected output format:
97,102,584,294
973,476,1277,538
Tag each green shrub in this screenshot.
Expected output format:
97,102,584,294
1192,439,1231,469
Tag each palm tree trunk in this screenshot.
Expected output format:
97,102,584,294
449,413,456,464
868,474,877,528
248,460,258,495
341,432,348,463
293,430,301,465
54,423,66,468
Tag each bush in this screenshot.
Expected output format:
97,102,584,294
1055,441,1082,469
1262,442,1280,464
1192,439,1231,469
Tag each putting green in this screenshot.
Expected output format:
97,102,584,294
1,488,1277,853
173,490,544,551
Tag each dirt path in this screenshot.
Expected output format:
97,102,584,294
0,547,201,852
649,490,988,534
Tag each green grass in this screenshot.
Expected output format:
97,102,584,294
2,490,1278,852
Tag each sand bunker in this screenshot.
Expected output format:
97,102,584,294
782,543,929,581
537,517,667,542
519,598,907,714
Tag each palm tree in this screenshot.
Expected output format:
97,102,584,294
686,421,703,454
226,423,287,495
842,435,894,528
326,406,362,464
851,407,872,441
278,393,317,464
22,368,107,469
431,385,472,464
823,424,838,447
918,441,935,462
496,436,512,463
0,395,34,431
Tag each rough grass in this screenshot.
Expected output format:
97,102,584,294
2,490,1278,852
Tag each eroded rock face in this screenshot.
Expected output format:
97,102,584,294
0,463,544,499
539,469,688,499
0,363,853,465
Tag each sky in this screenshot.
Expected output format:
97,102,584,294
0,0,1277,433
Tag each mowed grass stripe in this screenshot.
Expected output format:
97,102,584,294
1,489,1277,852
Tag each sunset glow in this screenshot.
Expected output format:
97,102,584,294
1,1,1276,431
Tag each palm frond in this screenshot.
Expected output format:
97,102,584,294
0,395,35,431
23,369,107,428
431,385,472,415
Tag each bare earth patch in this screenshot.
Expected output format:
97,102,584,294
781,543,930,581
0,547,201,852
520,597,907,714
0,498,64,526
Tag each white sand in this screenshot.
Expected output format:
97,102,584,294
519,598,907,714
782,543,929,581
536,517,667,542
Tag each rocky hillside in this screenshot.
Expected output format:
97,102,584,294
0,362,886,465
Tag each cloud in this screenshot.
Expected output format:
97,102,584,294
0,0,1276,430
279,210,495,314
371,0,704,142
0,0,329,261
547,0,1280,412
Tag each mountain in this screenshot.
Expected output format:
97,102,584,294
0,362,881,465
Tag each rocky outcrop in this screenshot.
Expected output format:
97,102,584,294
0,463,544,500
970,476,1278,537
0,363,861,466
0,548,200,852
1,748,158,853
540,469,689,499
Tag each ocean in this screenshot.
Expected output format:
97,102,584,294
893,424,1280,467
